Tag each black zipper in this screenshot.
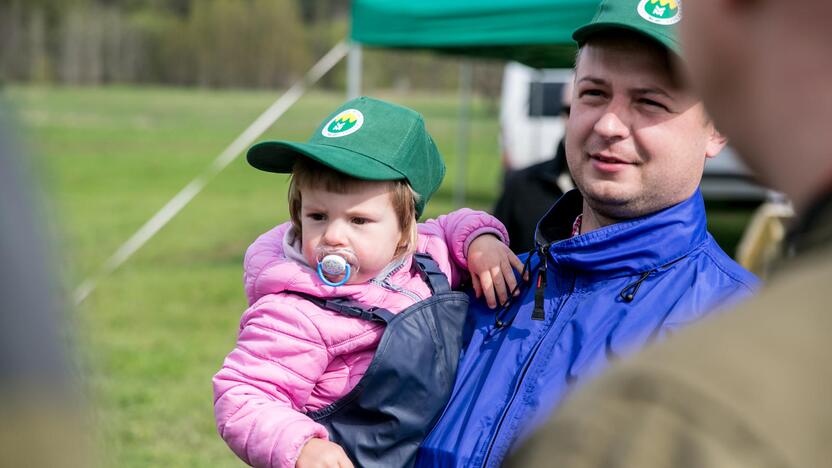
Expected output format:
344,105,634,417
531,245,548,320
618,255,690,302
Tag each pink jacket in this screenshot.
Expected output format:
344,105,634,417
213,209,509,468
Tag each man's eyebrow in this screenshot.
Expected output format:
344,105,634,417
633,87,673,99
577,77,676,100
577,76,607,86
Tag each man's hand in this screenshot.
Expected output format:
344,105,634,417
296,438,354,468
467,234,525,308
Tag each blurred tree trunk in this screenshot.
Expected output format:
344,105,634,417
189,0,309,89
101,7,124,83
0,1,24,82
59,7,104,84
27,8,50,82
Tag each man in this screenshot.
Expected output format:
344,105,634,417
507,0,832,466
415,1,758,466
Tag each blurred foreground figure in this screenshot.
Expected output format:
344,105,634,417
0,105,89,467
507,1,832,467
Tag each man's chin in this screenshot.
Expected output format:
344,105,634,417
581,184,648,220
581,182,637,208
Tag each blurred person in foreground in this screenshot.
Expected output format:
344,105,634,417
415,0,759,465
507,0,832,467
0,104,88,466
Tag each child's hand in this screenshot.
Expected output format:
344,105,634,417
296,438,354,468
467,234,525,309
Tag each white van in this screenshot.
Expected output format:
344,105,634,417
499,62,571,171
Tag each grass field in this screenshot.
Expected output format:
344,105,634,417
4,85,753,467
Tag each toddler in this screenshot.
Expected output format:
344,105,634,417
213,97,521,468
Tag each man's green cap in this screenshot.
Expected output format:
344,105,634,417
248,96,445,218
573,0,681,56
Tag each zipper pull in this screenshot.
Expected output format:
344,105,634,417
532,245,548,321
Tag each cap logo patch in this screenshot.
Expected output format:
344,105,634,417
637,0,681,25
322,109,364,138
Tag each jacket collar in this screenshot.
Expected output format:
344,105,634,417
535,189,709,278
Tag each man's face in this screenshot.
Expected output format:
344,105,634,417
566,34,725,221
678,0,734,117
680,0,832,212
679,0,752,167
679,0,790,197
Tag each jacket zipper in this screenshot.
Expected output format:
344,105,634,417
370,260,423,302
481,248,576,467
531,245,548,320
378,279,422,302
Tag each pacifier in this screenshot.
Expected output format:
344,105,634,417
316,250,358,287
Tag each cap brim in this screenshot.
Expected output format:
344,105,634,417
247,140,406,181
572,22,679,56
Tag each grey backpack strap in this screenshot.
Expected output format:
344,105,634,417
413,252,451,294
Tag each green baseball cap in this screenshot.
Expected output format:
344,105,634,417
248,96,445,218
572,0,682,56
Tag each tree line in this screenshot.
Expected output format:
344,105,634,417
0,0,502,95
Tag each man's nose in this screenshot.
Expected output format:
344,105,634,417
593,106,630,141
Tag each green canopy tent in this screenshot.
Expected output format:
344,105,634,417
351,0,599,69
349,0,598,204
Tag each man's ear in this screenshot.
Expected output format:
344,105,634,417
705,125,728,159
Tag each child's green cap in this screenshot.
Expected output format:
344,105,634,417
248,96,445,218
572,0,682,56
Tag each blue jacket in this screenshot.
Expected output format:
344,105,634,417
415,190,758,467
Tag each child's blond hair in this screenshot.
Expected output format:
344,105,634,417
288,158,419,258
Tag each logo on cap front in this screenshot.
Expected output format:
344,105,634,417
637,0,681,25
322,109,364,138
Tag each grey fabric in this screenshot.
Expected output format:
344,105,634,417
0,102,86,467
0,104,71,388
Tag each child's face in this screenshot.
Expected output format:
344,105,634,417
300,181,403,284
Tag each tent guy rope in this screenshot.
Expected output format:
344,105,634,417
73,40,350,305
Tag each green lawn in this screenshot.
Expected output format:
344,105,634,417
4,85,753,467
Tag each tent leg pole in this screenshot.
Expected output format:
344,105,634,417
72,40,350,305
454,60,473,208
347,42,363,100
